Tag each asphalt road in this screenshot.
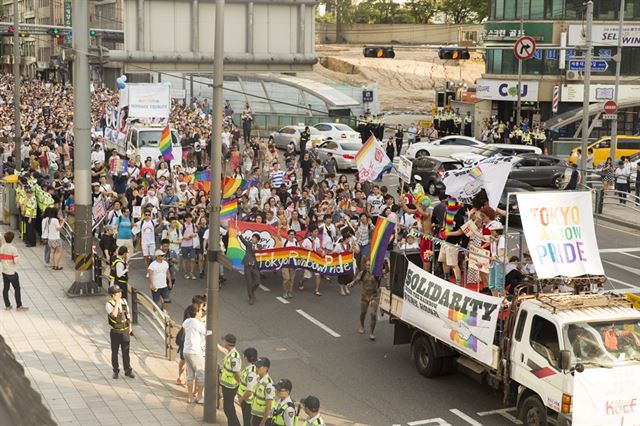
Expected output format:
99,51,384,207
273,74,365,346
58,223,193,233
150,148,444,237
122,207,640,426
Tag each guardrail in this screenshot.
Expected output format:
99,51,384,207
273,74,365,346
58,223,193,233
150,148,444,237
130,287,180,361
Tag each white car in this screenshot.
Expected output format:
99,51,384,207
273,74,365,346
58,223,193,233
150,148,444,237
450,144,542,165
315,140,362,171
405,135,484,159
269,125,325,152
313,122,360,142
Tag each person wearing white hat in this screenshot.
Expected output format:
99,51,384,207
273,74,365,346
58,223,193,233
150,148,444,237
487,220,505,296
147,249,171,310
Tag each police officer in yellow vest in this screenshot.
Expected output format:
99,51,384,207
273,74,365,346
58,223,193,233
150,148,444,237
105,286,134,379
237,347,259,426
251,357,275,426
219,333,242,426
23,186,38,247
108,246,130,300
15,182,26,240
270,379,296,426
300,396,325,425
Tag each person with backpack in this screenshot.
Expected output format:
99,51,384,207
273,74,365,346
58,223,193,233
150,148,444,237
270,379,297,426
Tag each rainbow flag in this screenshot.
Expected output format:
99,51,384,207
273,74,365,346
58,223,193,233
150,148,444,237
450,330,478,351
222,177,245,198
195,170,211,182
110,158,128,174
159,125,173,161
255,247,355,275
469,166,483,178
220,198,238,220
439,197,462,239
369,216,395,276
226,224,246,272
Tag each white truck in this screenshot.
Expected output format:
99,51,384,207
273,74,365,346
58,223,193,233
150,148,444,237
106,124,183,167
380,262,640,426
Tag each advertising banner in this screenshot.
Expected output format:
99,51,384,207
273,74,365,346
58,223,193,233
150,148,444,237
126,83,171,119
573,365,640,425
442,156,517,208
568,23,640,47
516,192,604,278
255,247,354,275
397,155,413,183
401,263,502,366
476,79,539,102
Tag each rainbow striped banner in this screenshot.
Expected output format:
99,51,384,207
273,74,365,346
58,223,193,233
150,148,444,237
195,170,211,182
448,309,478,327
369,216,395,276
255,247,354,275
450,330,478,351
226,225,245,272
110,158,128,174
159,125,173,161
222,177,245,198
220,198,238,220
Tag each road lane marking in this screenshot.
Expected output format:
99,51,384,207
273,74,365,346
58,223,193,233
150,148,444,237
599,247,640,253
477,407,522,424
603,260,640,276
597,223,640,237
276,297,290,304
449,409,484,426
407,419,452,426
296,309,341,337
259,284,271,292
621,252,640,260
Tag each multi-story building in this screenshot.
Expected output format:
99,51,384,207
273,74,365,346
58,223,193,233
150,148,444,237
0,0,37,77
478,0,640,138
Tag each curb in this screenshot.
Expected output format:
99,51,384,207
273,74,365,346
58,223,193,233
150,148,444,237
596,214,640,231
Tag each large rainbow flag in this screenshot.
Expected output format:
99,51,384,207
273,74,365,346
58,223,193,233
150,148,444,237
220,198,238,220
369,216,395,276
222,177,245,198
226,225,246,272
159,125,173,161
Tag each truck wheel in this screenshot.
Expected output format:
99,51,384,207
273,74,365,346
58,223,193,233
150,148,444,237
520,395,547,426
412,336,442,378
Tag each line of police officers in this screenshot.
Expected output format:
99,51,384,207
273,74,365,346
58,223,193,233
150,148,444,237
219,334,325,426
433,108,473,137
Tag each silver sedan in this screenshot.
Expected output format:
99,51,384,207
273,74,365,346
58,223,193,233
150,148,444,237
268,125,325,152
315,140,362,171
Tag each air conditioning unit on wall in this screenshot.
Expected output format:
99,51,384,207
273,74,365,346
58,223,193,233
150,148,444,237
566,70,583,81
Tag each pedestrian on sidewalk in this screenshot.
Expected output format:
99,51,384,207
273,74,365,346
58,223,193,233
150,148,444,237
106,286,134,379
615,160,631,204
219,333,242,426
148,250,171,310
237,347,259,426
181,304,206,404
1,232,28,311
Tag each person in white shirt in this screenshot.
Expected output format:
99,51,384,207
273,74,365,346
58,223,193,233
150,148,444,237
44,208,65,270
407,124,418,145
280,230,299,299
614,160,631,204
139,210,158,266
367,185,384,219
91,144,105,166
300,227,323,296
148,250,171,310
182,304,206,404
180,214,198,280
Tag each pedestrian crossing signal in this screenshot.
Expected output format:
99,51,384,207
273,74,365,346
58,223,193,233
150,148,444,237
50,28,61,38
363,46,395,59
438,48,471,60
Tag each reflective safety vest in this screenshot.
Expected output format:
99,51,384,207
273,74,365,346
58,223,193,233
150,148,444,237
236,363,256,404
271,399,297,426
108,258,128,285
250,374,274,418
107,299,130,332
219,348,240,389
305,416,326,426
15,187,25,211
23,197,37,219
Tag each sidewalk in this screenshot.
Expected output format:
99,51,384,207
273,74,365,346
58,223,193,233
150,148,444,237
599,202,640,230
0,226,226,426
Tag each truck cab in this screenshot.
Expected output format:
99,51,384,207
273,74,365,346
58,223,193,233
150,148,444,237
120,125,182,166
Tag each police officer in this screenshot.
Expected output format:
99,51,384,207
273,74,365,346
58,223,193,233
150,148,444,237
237,347,259,426
23,186,38,247
250,357,275,426
108,246,129,300
300,396,325,425
463,111,473,137
219,333,242,426
105,286,134,379
270,379,296,426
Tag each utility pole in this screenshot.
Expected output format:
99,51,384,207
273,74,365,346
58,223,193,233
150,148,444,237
203,0,224,421
67,0,101,297
515,0,524,124
13,0,21,169
579,1,593,183
610,0,625,163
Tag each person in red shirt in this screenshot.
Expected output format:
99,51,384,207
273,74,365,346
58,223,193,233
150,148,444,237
139,158,156,179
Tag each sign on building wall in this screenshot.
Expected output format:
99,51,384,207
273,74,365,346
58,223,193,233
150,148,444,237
568,24,640,47
482,23,553,43
475,79,539,102
561,84,640,103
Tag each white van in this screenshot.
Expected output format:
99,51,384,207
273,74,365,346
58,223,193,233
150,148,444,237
118,124,183,166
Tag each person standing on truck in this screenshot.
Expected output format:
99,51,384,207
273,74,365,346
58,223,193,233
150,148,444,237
347,259,387,341
437,200,465,285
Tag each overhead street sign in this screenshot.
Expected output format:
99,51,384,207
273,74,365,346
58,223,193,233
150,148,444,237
568,59,609,72
604,100,617,114
514,36,536,60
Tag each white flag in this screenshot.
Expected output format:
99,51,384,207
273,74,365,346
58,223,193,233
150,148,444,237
355,136,391,182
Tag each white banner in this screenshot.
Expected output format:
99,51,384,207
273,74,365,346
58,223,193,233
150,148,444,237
401,263,502,366
126,83,171,119
561,84,640,103
442,156,517,208
355,136,391,182
476,79,539,102
573,365,640,425
516,192,604,278
397,155,413,183
568,23,640,47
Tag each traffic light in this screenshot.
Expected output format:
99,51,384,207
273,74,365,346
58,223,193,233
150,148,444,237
50,28,61,38
89,29,97,37
438,48,471,60
363,46,395,58
8,25,14,34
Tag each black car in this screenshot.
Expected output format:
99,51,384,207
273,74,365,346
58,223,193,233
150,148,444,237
509,154,570,189
411,156,464,195
499,179,536,225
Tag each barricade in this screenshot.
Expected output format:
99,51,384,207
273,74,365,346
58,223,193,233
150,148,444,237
129,287,180,361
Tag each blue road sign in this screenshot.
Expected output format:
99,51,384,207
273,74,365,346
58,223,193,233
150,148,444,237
568,59,609,72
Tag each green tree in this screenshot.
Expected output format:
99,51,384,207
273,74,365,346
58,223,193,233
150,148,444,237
405,0,439,24
441,0,488,24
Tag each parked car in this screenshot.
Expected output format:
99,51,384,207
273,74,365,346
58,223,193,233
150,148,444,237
405,135,484,160
509,154,571,189
313,122,360,142
315,140,362,171
269,125,325,152
450,143,542,165
411,156,464,195
499,179,536,225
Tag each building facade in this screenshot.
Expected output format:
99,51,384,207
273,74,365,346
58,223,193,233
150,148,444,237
479,0,640,138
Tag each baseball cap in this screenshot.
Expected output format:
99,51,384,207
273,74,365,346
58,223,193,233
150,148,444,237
300,395,320,411
223,333,237,345
274,379,292,392
255,357,271,368
487,220,504,231
154,249,165,257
